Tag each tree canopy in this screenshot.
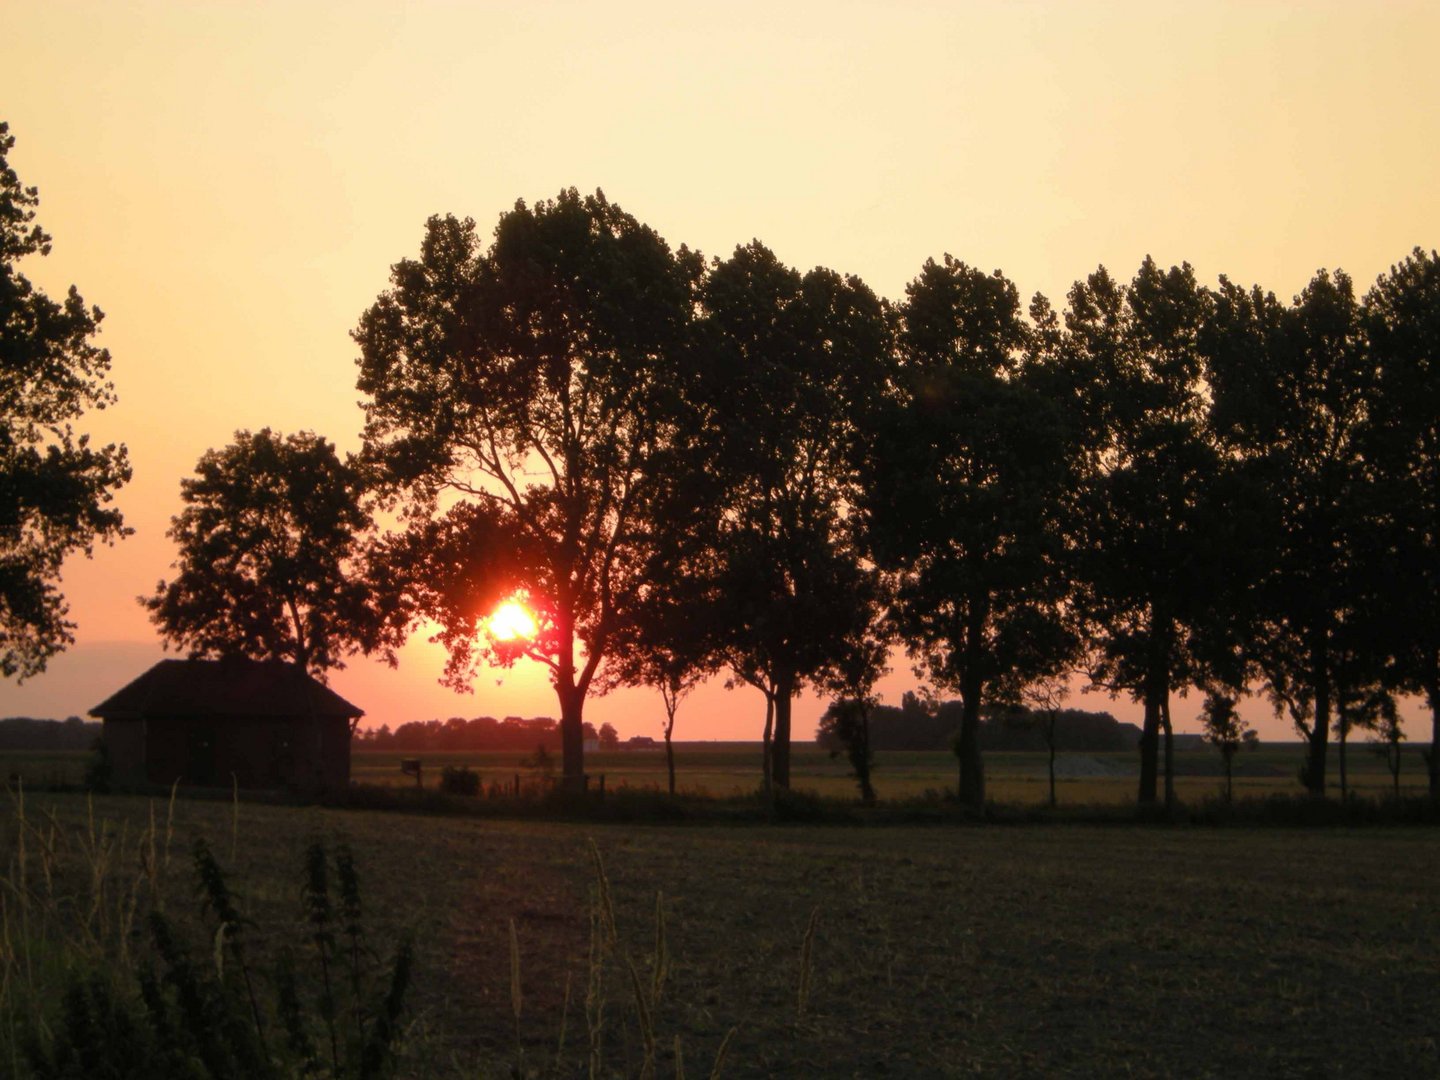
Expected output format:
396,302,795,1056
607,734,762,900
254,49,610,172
354,189,702,784
143,429,386,678
0,121,130,679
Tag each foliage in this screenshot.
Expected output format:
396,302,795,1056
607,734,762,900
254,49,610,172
693,242,890,790
1364,248,1440,802
1204,268,1375,795
82,734,110,793
355,189,703,784
0,121,131,679
866,256,1076,808
143,429,388,678
1061,258,1249,808
1199,692,1251,802
818,697,876,804
438,765,480,796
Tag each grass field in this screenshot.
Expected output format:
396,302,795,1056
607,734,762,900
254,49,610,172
3,786,1438,1077
348,742,1432,805
6,741,1432,807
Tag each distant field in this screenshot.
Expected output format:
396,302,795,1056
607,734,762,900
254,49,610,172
6,742,1432,804
3,791,1437,1077
351,742,1432,804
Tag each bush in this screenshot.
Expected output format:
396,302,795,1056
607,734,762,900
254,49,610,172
82,735,111,793
439,765,481,796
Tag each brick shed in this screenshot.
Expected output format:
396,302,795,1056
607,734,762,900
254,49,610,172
89,658,362,795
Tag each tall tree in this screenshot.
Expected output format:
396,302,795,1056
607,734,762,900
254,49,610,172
1062,259,1246,808
0,121,130,678
696,242,889,790
143,429,388,678
1364,248,1440,803
866,257,1075,809
354,190,701,787
1204,269,1374,796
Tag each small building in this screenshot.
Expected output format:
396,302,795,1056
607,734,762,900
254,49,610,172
624,736,658,750
89,658,362,795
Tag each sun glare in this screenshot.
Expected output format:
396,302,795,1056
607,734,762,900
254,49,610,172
489,599,538,642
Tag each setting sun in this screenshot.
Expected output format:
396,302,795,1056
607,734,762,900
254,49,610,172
488,599,537,643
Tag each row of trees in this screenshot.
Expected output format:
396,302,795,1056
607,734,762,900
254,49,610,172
352,716,618,753
351,196,1436,809
4,116,1435,808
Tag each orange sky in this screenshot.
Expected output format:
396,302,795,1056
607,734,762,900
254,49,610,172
2,1,1437,740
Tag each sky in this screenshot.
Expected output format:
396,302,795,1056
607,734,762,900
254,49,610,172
2,0,1437,741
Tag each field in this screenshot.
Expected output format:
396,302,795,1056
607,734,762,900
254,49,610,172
349,742,1432,805
7,741,1432,806
3,783,1438,1078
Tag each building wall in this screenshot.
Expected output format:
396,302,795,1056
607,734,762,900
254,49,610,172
102,719,147,788
141,714,350,793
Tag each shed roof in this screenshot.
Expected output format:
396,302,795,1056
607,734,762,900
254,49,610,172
90,658,363,721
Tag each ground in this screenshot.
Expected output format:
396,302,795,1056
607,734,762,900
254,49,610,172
2,783,1437,1078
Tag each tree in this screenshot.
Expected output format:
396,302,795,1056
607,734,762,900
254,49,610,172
1022,679,1068,809
143,429,388,678
597,722,619,750
355,191,702,787
1062,259,1251,809
1199,692,1251,803
817,592,891,806
601,557,717,796
866,257,1076,809
1365,248,1440,804
818,697,876,805
1371,697,1405,801
695,242,889,790
0,121,130,678
1204,269,1374,797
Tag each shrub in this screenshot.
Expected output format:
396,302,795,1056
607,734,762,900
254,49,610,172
83,735,111,793
439,765,481,796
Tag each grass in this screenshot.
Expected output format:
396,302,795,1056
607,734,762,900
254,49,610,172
3,788,1438,1077
348,742,1433,805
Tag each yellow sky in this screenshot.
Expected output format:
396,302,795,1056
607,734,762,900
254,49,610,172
2,1,1436,739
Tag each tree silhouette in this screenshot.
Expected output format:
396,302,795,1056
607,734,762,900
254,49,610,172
1063,259,1243,808
695,242,888,790
0,121,130,678
143,429,387,679
355,190,701,787
866,257,1074,809
1365,248,1440,803
1205,269,1373,796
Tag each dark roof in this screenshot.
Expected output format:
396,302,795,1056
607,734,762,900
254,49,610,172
90,658,363,721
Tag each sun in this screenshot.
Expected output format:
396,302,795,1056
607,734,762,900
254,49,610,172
488,598,538,642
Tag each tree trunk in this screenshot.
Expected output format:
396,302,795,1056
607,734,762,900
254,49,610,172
1427,666,1439,805
1047,721,1057,809
1337,703,1349,801
1138,676,1162,806
664,723,676,797
559,685,585,791
772,676,794,790
761,692,774,799
1159,697,1174,809
1304,630,1331,797
957,670,985,811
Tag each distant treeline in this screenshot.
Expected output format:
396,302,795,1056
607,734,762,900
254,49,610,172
0,716,101,751
354,716,599,752
816,694,1142,753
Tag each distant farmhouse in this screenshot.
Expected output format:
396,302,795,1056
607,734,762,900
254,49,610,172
90,658,361,795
